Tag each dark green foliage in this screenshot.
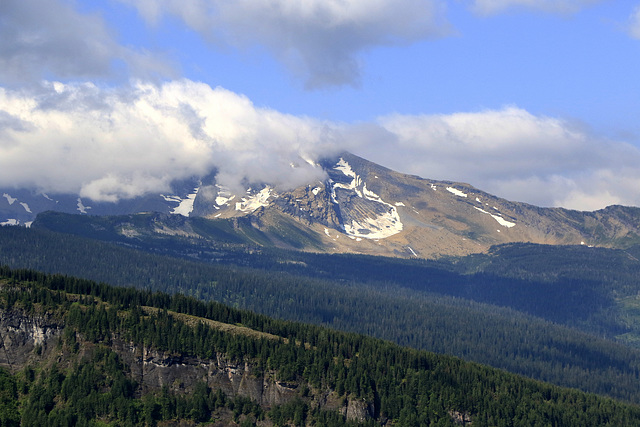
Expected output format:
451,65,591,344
2,267,640,426
14,345,263,426
0,368,20,427
4,226,640,405
20,347,139,426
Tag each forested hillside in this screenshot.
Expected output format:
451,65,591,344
2,266,640,426
30,211,640,336
2,226,640,405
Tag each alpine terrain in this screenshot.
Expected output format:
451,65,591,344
4,152,640,259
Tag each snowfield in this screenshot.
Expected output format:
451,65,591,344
235,187,274,213
474,206,516,228
77,198,91,214
171,187,199,216
332,158,403,239
446,187,467,198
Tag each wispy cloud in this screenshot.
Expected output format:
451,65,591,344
119,0,452,89
628,4,640,39
470,0,603,15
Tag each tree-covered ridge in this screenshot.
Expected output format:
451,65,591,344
3,226,640,405
2,267,640,426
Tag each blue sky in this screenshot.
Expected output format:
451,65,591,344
1,0,640,210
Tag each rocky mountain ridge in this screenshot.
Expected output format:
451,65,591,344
5,152,640,258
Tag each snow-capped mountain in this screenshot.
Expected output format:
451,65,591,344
5,152,640,259
190,152,640,258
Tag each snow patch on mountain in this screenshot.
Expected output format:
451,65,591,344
160,187,200,216
332,158,363,198
3,194,16,205
213,185,235,206
447,187,467,198
77,198,91,214
343,213,402,239
1,219,18,226
171,187,199,217
1,193,31,213
331,158,403,239
161,195,182,204
19,202,32,213
235,187,274,213
215,195,234,206
491,214,515,228
473,206,516,228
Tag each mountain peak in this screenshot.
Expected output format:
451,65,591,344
5,153,640,259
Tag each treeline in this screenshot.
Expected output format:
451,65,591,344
3,226,640,404
3,267,640,426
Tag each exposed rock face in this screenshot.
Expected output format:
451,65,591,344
344,398,376,422
24,151,640,259
0,308,63,367
197,153,640,258
0,309,376,421
114,340,375,419
112,340,300,407
450,409,472,425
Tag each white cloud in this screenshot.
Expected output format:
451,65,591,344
470,0,603,15
2,80,638,211
348,107,640,210
628,5,640,39
120,0,451,88
0,0,171,84
0,80,337,201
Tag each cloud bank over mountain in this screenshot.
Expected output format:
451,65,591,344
362,108,640,210
0,81,335,201
2,80,639,210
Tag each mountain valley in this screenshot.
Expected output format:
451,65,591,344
3,153,640,424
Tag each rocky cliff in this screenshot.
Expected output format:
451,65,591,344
0,308,375,423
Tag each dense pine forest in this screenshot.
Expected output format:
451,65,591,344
2,225,640,406
2,266,640,426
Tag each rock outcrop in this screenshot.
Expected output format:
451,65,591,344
0,308,375,422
